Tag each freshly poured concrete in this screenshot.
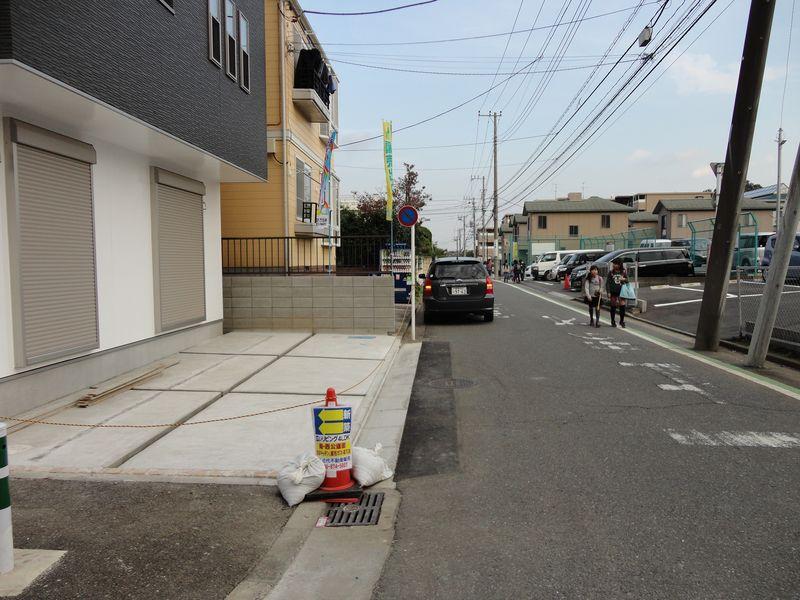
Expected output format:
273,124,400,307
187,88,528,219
233,356,381,396
9,390,219,469
289,333,395,360
184,331,310,355
124,393,364,473
133,353,229,390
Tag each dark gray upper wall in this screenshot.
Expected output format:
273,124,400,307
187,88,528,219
1,0,266,179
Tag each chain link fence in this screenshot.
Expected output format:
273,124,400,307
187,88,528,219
736,266,800,348
689,213,759,274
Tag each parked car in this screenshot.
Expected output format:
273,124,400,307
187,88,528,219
421,257,494,323
569,263,590,291
738,232,775,267
672,238,709,268
532,250,571,280
548,253,575,281
556,249,606,280
524,256,541,279
593,247,694,278
639,239,673,248
761,234,800,283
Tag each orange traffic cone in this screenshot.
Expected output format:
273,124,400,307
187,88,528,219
563,273,571,290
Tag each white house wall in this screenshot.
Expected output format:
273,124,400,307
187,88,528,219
0,109,223,381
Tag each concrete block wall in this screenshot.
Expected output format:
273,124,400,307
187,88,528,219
223,275,396,333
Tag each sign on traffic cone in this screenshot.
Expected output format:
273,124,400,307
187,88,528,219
306,388,362,502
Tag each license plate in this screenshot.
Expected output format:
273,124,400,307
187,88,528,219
451,286,468,295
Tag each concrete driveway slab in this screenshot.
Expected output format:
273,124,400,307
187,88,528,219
233,356,381,396
133,353,229,390
172,355,276,392
9,390,220,469
288,333,395,360
123,393,364,474
184,331,310,355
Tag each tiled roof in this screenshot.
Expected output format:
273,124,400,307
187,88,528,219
523,197,635,214
654,198,775,212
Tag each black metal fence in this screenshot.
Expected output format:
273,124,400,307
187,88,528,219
222,235,391,275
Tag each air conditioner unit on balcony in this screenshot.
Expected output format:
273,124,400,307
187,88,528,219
319,122,331,140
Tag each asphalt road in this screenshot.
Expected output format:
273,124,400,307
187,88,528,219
375,282,800,599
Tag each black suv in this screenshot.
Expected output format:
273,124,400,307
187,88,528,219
594,247,694,278
421,258,494,323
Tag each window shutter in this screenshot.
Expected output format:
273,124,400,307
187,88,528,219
15,145,98,364
155,183,206,331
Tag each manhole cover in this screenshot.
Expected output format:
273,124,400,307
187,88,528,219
326,492,384,527
427,378,475,389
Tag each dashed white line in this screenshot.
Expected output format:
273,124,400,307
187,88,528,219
666,429,800,448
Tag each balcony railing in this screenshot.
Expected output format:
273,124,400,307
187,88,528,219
222,235,391,275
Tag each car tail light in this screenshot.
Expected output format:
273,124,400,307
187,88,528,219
423,277,433,297
485,276,494,296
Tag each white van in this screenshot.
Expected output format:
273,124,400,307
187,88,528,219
532,250,571,280
639,239,672,248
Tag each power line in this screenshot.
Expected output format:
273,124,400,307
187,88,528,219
302,0,438,16
338,132,550,152
330,56,640,76
780,0,796,127
319,1,662,46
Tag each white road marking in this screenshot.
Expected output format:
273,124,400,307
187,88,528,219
667,285,705,293
658,383,704,392
496,281,800,402
666,429,800,448
680,282,703,288
542,315,576,326
652,289,800,308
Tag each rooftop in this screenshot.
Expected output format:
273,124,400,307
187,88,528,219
654,198,775,212
523,197,635,214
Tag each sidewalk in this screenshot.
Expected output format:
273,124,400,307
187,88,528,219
9,331,400,484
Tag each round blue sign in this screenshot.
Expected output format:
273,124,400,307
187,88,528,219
397,205,419,228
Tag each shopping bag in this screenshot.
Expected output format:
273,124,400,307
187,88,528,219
619,282,637,300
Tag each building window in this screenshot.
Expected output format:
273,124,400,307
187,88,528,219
678,213,688,228
208,0,222,66
537,215,547,229
601,214,611,229
569,225,579,237
238,12,250,92
224,0,237,80
742,213,756,226
296,159,312,220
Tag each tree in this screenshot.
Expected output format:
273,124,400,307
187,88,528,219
341,163,445,257
745,180,762,192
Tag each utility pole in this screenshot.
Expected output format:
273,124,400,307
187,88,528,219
471,198,477,257
470,175,487,259
695,0,777,351
747,145,800,367
480,111,501,275
776,128,787,234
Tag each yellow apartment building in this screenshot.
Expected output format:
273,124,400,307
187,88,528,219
653,198,775,240
221,0,340,271
614,191,713,213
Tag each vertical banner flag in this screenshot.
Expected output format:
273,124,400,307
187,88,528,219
317,129,337,228
383,120,394,221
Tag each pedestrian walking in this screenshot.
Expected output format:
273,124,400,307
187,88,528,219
605,258,628,328
502,263,510,283
583,265,603,327
512,260,520,283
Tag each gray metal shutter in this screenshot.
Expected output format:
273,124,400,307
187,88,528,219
16,144,98,364
156,183,206,331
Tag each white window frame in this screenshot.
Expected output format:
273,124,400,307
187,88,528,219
224,0,237,81
208,0,222,67
238,11,250,92
678,213,688,228
296,159,312,221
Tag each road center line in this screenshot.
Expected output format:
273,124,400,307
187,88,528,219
496,281,800,402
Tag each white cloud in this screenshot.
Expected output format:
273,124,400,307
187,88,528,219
670,53,783,95
627,148,653,162
692,166,712,179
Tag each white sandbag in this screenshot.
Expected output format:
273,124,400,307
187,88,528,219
352,444,393,487
277,453,325,506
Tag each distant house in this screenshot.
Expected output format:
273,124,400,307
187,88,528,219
614,191,713,213
523,196,634,243
653,198,775,239
628,212,659,229
743,184,788,202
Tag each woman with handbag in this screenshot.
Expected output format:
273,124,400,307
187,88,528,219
583,265,603,327
605,258,628,328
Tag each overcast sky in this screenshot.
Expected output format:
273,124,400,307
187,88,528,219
305,0,798,248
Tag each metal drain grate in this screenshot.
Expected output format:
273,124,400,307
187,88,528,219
325,492,384,527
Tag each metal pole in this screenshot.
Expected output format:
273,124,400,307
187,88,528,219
481,176,486,259
776,127,786,235
472,198,477,257
738,267,743,339
695,0,777,351
411,223,416,341
747,145,800,367
492,112,500,276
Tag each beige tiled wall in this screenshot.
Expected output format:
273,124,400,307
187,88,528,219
223,276,396,334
